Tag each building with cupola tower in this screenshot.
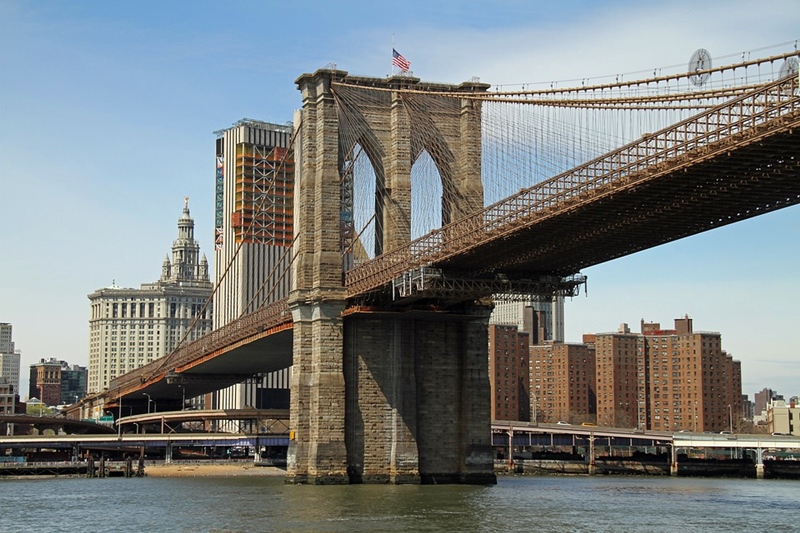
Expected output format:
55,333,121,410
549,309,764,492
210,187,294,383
87,198,213,393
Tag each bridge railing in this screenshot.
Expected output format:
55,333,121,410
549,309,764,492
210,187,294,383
345,74,800,295
108,299,291,396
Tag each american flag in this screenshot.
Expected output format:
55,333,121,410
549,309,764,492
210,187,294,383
392,49,411,72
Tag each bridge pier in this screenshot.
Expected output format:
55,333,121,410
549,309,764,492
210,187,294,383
343,307,496,484
670,445,678,476
287,304,497,485
286,297,349,484
755,447,765,479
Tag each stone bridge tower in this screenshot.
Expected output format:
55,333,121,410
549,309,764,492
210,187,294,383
288,68,495,484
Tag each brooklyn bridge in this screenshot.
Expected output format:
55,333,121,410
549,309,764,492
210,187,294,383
92,48,800,484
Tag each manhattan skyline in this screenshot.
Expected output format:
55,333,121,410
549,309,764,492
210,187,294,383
1,0,798,398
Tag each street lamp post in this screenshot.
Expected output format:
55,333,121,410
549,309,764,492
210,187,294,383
143,393,155,414
727,404,733,433
507,425,514,471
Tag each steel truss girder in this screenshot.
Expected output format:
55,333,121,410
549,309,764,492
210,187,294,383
349,267,586,306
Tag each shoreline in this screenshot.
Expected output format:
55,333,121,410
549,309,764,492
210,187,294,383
144,462,286,477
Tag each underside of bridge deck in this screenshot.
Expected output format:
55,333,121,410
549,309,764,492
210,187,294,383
441,129,800,278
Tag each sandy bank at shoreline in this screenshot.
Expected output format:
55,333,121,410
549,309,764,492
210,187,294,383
145,463,286,478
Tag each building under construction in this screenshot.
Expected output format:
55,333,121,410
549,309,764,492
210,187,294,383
213,119,295,415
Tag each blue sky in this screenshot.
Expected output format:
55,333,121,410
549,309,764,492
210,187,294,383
1,0,798,399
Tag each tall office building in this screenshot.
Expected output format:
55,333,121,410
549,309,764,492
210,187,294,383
0,323,13,353
490,297,565,343
60,363,88,405
213,119,294,411
87,199,213,393
0,323,20,397
754,388,776,417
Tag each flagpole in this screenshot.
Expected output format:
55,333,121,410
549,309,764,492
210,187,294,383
392,34,395,75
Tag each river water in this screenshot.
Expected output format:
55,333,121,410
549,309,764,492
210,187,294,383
1,474,798,532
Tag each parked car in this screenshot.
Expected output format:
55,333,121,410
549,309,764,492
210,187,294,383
556,421,571,426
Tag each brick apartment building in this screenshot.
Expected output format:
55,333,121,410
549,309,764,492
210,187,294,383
594,317,741,432
491,315,741,432
488,325,530,421
530,341,596,424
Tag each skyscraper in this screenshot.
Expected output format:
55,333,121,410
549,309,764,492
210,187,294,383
0,323,13,353
490,297,565,343
0,323,20,397
61,364,87,405
87,199,213,393
754,387,776,417
213,119,294,411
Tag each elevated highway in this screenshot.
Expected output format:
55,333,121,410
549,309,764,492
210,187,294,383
116,408,289,434
493,422,800,478
495,421,800,451
0,414,116,435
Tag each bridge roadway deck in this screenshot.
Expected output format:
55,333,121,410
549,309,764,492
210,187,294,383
1,409,290,450
0,414,116,434
116,408,290,434
4,420,796,455
495,422,800,452
106,75,800,406
0,432,288,450
107,325,292,406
